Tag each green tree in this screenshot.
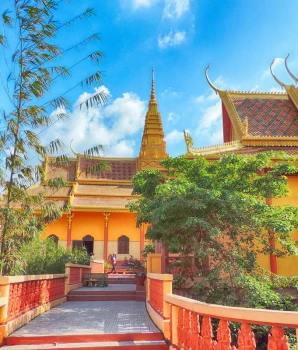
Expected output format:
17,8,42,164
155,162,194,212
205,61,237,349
0,0,108,275
129,153,298,288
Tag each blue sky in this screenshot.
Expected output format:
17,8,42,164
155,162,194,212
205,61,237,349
2,0,298,159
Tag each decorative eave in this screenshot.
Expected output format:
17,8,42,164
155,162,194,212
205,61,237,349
242,136,298,147
187,140,243,156
70,206,133,213
74,193,139,198
76,178,132,185
284,85,298,111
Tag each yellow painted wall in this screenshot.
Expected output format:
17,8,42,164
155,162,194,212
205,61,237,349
43,214,67,240
71,212,105,241
108,212,140,241
258,177,298,276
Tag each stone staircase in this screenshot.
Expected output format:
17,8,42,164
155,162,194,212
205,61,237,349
68,289,137,301
3,275,167,349
5,334,169,349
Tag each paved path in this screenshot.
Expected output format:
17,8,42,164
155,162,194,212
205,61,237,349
11,285,159,336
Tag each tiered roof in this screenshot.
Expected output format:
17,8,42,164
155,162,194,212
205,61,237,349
40,70,167,212
185,58,298,159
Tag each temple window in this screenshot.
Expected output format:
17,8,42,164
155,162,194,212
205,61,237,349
118,235,129,254
48,234,58,245
82,235,94,256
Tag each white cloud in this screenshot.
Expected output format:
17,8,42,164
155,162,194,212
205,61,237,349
196,91,219,104
199,101,222,130
165,129,184,144
209,129,223,145
129,0,159,9
158,30,186,49
192,101,223,146
41,86,146,158
163,0,189,18
269,86,284,93
162,87,182,97
167,112,180,124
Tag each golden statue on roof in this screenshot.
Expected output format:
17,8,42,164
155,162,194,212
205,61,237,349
183,130,193,154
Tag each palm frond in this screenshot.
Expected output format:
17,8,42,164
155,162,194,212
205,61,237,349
79,89,107,109
2,10,12,28
81,71,103,88
83,144,105,157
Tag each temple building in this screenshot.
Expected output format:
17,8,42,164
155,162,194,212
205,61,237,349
38,69,168,261
184,57,298,276
39,57,298,275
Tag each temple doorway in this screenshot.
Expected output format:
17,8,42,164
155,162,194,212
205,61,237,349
83,235,94,256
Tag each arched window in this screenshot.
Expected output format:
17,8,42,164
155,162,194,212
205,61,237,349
118,235,129,254
82,235,94,256
48,234,58,245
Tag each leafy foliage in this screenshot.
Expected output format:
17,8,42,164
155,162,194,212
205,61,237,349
141,241,155,258
129,152,298,290
12,236,91,275
0,0,107,275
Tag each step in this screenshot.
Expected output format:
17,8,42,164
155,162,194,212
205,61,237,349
67,294,136,301
2,339,169,349
68,290,135,296
107,278,136,284
6,333,167,347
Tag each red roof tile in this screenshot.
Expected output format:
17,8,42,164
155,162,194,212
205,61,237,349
231,98,298,137
78,158,137,181
27,186,72,197
47,159,77,182
205,146,298,157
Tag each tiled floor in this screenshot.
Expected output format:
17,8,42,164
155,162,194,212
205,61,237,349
12,284,159,336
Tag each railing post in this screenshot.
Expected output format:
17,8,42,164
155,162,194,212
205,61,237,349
171,305,178,346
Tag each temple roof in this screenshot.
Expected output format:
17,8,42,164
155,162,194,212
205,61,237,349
78,158,137,181
184,63,298,158
230,95,298,137
76,184,133,196
72,196,135,210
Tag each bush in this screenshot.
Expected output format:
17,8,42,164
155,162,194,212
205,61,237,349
11,236,91,275
141,242,155,258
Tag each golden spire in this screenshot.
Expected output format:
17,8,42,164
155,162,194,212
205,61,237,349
150,68,156,100
138,69,168,168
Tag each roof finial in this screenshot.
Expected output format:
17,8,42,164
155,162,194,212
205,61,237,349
205,64,221,95
270,59,286,89
70,139,79,156
285,54,298,83
150,68,156,100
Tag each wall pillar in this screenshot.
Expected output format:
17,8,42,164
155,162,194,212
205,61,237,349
266,198,277,274
66,211,74,248
103,212,110,261
140,224,145,258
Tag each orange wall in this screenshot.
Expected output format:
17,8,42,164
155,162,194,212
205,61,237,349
108,212,140,241
71,212,105,241
263,177,298,276
43,214,67,240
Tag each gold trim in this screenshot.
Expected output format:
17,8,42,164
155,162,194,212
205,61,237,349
67,211,74,228
284,85,298,111
285,54,298,83
103,212,110,226
227,91,287,99
221,91,243,140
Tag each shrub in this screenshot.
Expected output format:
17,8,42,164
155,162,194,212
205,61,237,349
11,236,90,275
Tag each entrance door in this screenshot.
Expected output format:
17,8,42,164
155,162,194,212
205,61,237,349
83,235,94,256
